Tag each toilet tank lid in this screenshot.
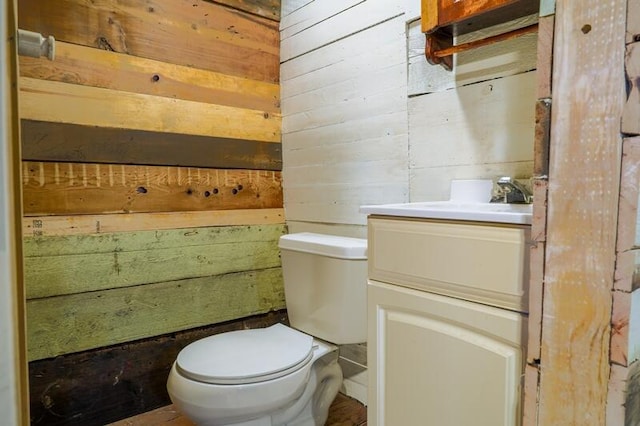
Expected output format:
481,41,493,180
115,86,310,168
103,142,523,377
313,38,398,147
279,233,367,260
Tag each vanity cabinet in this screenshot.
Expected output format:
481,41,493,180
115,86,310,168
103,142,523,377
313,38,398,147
366,217,529,426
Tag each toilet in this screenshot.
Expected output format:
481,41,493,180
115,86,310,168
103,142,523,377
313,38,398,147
167,232,368,426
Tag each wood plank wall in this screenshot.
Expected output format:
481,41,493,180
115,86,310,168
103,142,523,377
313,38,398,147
20,0,285,423
19,1,286,422
280,0,408,236
526,1,630,424
407,14,537,202
19,0,284,363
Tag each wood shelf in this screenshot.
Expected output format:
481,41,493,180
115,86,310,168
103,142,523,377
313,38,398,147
421,0,539,70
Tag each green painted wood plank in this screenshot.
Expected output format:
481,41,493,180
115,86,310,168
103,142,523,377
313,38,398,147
24,224,285,299
27,267,285,361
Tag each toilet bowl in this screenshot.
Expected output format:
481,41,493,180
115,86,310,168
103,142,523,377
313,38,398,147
167,233,368,426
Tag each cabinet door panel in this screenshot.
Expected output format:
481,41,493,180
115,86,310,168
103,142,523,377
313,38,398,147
368,280,525,426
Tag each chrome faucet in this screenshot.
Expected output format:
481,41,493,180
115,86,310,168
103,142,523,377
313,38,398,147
491,177,532,204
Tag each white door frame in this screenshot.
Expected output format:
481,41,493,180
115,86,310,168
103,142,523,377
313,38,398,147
0,0,29,423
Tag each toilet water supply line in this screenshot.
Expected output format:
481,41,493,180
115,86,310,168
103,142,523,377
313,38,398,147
17,29,55,60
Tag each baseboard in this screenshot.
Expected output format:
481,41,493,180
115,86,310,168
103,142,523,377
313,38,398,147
342,370,368,405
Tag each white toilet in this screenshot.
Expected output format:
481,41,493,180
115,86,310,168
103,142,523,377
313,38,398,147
167,232,368,426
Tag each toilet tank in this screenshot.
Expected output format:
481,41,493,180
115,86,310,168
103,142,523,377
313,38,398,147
278,233,367,345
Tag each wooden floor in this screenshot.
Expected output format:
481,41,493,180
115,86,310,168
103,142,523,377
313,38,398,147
110,392,367,426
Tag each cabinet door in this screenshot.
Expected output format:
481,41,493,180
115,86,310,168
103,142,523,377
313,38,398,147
368,280,525,426
368,218,530,312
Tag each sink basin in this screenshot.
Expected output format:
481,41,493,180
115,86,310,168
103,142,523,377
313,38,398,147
359,201,533,224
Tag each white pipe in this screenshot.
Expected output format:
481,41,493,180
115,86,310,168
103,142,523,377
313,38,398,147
17,28,54,60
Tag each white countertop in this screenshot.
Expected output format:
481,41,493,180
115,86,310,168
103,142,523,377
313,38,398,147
360,201,533,225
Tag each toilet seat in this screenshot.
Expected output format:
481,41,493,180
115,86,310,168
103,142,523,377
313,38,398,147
176,324,314,385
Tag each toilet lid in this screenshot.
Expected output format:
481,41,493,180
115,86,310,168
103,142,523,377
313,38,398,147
176,324,314,385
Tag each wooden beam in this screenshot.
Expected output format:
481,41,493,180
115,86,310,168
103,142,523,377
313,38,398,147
534,99,551,177
21,120,282,171
536,15,555,99
22,162,283,216
19,78,281,143
537,1,626,424
28,311,287,425
206,0,280,21
24,224,285,299
27,267,286,360
19,41,280,113
17,0,279,83
22,209,284,237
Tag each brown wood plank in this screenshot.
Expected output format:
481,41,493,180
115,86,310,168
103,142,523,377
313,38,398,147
22,162,283,216
20,78,281,143
533,99,551,177
28,311,288,426
19,41,279,113
17,0,279,83
21,121,282,171
206,0,280,21
537,0,627,424
536,15,554,99
22,209,284,237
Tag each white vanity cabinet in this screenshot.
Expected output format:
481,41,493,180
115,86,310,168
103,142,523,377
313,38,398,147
366,216,530,426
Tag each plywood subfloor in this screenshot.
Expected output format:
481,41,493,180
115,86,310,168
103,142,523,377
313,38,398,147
109,392,367,426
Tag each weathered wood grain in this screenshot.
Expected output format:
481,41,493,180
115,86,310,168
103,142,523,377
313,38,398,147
617,137,640,254
27,267,285,361
19,41,280,113
206,0,280,21
522,363,539,426
280,0,401,62
24,224,285,299
538,1,627,424
627,0,640,44
23,209,284,237
28,310,288,426
18,0,279,83
19,78,281,143
21,121,282,171
627,360,640,426
623,42,640,135
611,289,631,366
22,162,283,216
534,98,551,177
536,15,554,99
282,16,408,226
606,363,628,426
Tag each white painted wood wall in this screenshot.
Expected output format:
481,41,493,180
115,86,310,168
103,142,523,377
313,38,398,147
280,0,538,237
